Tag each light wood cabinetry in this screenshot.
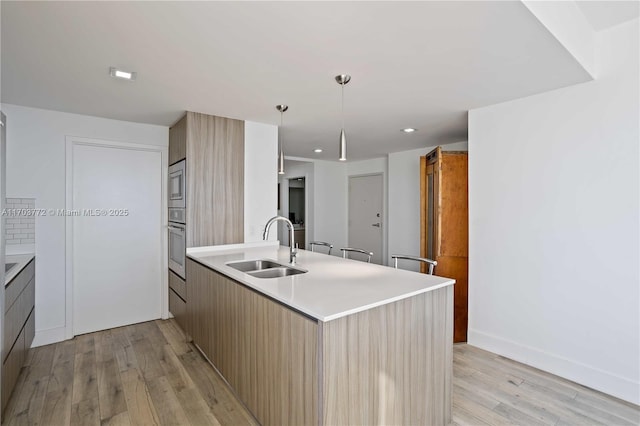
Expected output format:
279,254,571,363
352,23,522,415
321,286,453,425
420,146,469,342
2,258,36,413
186,258,452,425
167,112,244,324
168,115,187,165
187,258,318,425
186,113,244,247
168,111,244,248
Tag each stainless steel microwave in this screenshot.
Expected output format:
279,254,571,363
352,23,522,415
168,160,186,209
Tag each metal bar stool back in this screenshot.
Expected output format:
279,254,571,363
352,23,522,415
310,241,333,255
340,247,374,263
391,254,437,275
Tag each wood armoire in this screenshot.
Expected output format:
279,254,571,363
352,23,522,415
420,146,468,342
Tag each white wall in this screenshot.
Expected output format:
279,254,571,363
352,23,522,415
244,121,278,242
522,0,595,77
313,160,347,256
468,19,639,404
388,142,468,271
1,104,168,347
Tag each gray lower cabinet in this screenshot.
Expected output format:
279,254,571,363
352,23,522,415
2,258,36,413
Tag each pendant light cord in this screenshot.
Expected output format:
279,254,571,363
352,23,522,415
280,110,284,151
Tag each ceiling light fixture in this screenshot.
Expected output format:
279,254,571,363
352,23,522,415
335,74,351,161
314,148,323,153
402,128,418,133
109,67,137,81
276,104,288,175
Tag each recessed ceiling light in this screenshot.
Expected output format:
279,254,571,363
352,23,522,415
402,128,417,133
109,67,137,81
314,148,323,153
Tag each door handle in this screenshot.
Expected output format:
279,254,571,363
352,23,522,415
372,223,381,227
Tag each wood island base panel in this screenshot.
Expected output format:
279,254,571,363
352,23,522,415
185,245,454,426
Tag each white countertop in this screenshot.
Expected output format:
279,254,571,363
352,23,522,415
5,253,35,286
187,241,454,322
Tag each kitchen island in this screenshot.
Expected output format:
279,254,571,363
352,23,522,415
186,241,454,426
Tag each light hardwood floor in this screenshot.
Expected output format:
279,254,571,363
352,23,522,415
2,319,638,426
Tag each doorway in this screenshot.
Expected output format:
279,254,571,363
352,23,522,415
66,138,164,336
348,174,383,264
287,177,306,248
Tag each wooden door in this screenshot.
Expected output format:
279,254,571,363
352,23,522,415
420,147,468,342
421,159,438,263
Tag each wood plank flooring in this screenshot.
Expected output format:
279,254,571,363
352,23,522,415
452,344,639,426
2,320,257,426
2,319,638,425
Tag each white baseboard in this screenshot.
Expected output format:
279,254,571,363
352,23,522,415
31,326,66,348
468,328,640,405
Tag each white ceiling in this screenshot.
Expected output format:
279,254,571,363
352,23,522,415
576,1,639,32
2,1,597,161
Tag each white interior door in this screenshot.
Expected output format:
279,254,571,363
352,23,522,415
70,142,162,335
348,174,383,264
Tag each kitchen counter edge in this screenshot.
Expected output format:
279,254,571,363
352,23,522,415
186,242,455,323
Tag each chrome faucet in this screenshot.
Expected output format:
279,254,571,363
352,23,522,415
263,216,298,264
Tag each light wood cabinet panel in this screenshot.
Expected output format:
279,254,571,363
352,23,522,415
185,112,244,247
187,259,318,425
421,146,469,342
185,258,453,425
168,115,187,165
321,286,453,425
169,111,244,248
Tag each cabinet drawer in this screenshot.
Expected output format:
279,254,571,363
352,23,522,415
5,259,35,314
169,288,187,331
169,270,186,301
2,326,25,412
4,276,35,362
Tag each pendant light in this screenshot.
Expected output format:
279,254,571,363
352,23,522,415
276,104,288,175
335,74,351,161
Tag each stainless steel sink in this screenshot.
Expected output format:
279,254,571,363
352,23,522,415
226,259,281,272
248,267,306,279
226,259,307,278
5,263,17,273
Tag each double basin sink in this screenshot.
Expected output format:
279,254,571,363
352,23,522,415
226,259,307,279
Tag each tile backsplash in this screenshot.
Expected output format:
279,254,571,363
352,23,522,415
5,198,36,245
